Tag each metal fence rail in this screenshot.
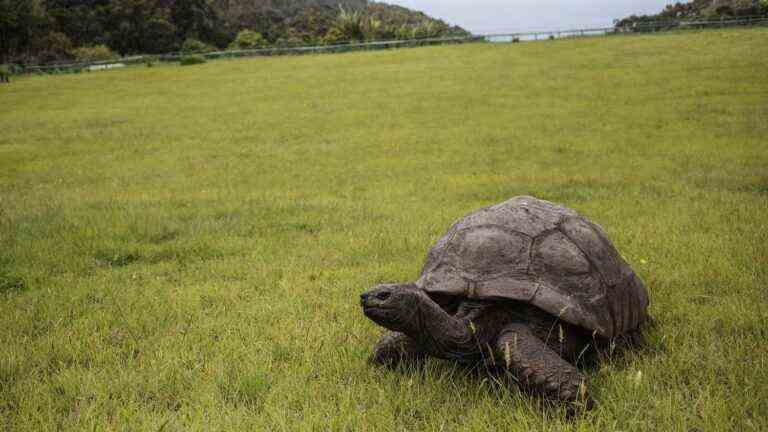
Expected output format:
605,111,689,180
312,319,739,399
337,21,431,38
16,35,482,75
9,15,768,75
159,34,485,62
484,16,768,41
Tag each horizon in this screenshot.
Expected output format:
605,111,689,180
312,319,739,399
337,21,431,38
386,0,675,33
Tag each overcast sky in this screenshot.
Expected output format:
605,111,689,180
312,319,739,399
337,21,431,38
387,1,674,33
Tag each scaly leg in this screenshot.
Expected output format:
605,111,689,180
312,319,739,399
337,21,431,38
370,331,428,367
495,323,592,408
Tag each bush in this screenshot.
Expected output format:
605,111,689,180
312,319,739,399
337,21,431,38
0,65,11,83
182,38,214,53
32,32,74,63
71,45,118,62
322,27,347,45
229,30,265,50
331,7,365,42
179,54,207,66
412,21,440,39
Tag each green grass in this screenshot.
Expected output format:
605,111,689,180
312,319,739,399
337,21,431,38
1,28,767,431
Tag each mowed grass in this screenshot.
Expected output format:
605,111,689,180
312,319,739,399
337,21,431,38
1,28,767,431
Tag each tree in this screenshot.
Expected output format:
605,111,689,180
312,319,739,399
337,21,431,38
105,0,179,54
33,31,73,63
171,0,217,42
44,0,110,46
0,0,48,63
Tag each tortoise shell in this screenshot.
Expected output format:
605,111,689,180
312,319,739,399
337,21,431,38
415,196,649,338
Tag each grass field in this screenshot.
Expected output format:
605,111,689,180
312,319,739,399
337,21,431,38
1,28,767,431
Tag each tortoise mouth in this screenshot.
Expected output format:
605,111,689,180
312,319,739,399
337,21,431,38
362,303,401,328
362,304,390,317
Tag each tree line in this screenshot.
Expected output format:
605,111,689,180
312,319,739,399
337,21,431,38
615,0,768,30
0,0,468,65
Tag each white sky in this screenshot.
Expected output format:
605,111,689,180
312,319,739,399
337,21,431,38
387,1,674,33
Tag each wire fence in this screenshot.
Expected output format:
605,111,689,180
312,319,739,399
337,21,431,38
7,15,768,76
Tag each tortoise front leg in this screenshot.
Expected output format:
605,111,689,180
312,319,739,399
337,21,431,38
495,323,592,408
370,331,428,367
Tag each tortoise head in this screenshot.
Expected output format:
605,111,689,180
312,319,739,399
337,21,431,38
361,283,424,334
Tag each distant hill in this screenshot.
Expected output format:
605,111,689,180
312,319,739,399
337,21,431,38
0,1,469,65
616,0,768,29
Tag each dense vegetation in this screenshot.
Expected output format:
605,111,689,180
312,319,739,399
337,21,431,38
616,0,768,29
1,28,767,430
0,0,467,65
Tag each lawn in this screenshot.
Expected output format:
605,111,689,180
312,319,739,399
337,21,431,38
1,28,767,431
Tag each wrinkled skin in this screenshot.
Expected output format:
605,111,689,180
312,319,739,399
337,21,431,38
361,283,603,408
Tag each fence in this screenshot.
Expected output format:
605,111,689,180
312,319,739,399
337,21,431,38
9,15,768,75
484,15,768,42
14,35,482,75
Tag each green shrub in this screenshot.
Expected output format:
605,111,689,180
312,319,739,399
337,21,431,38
181,38,214,54
412,21,443,39
179,55,207,66
71,44,117,62
331,6,365,42
0,65,10,83
322,27,347,45
229,30,265,50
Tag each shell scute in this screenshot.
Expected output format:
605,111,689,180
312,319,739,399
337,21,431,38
418,263,467,296
559,217,627,287
532,231,591,276
445,226,530,277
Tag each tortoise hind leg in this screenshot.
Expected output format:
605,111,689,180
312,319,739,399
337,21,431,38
370,331,428,367
495,323,593,409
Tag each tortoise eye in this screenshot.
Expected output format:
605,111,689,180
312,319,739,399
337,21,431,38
376,292,392,301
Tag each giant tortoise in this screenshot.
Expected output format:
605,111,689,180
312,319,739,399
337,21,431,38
360,196,650,407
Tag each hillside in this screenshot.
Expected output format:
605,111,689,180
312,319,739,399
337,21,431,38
617,0,768,29
0,1,468,65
